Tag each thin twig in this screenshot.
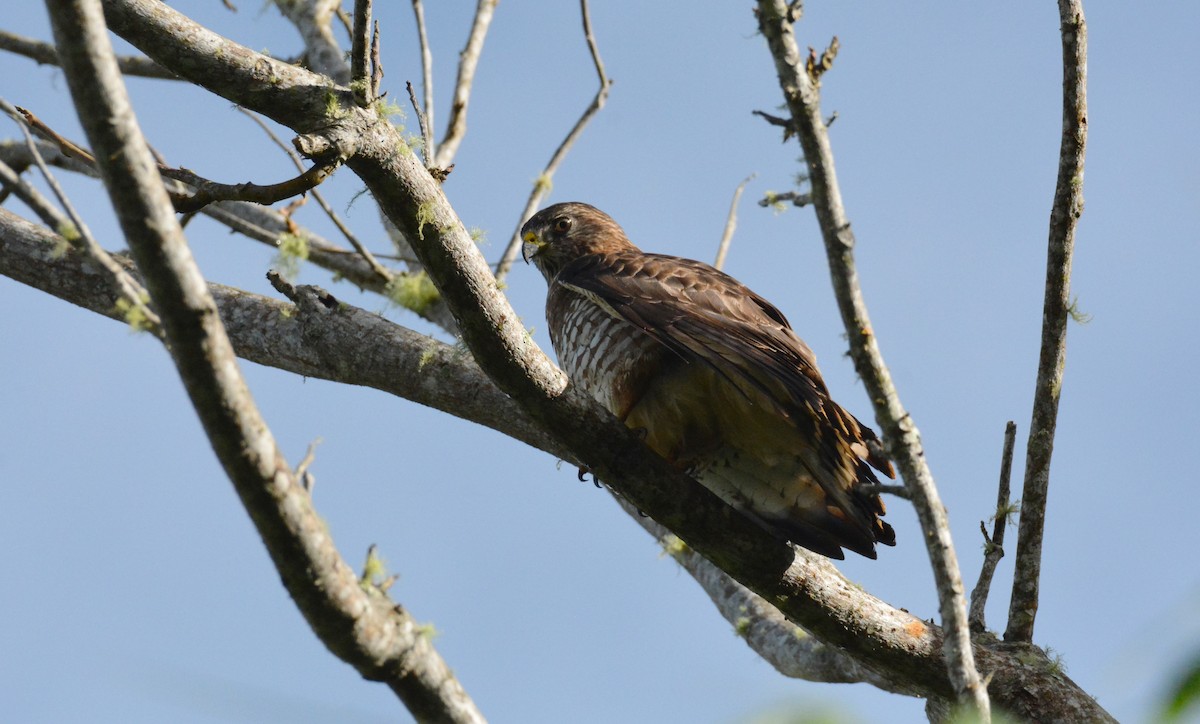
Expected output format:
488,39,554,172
714,173,756,271
433,0,496,168
969,421,1017,634
494,0,612,281
407,81,434,169
754,2,989,718
0,158,74,231
1,97,161,334
411,0,435,160
44,1,483,720
1005,0,1088,645
370,20,383,104
350,0,373,105
236,108,392,282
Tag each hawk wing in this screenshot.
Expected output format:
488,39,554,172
555,251,895,555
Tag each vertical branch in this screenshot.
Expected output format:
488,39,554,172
433,0,496,169
494,0,612,281
969,421,1017,634
350,0,372,105
1005,0,1088,645
45,1,484,719
411,0,435,160
754,1,989,718
714,173,756,271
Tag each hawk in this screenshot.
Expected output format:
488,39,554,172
521,202,896,559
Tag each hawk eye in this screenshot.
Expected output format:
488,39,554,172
553,217,572,234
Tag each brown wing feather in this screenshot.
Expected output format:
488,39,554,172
555,250,895,554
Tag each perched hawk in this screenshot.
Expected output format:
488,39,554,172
521,202,896,559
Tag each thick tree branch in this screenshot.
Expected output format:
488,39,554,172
495,0,612,281
47,2,1114,719
754,1,988,717
1005,0,1088,645
46,2,482,721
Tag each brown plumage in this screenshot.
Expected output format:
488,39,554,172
522,202,896,559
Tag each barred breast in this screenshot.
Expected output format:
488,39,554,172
547,289,665,420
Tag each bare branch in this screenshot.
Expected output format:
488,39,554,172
161,158,340,213
433,0,496,168
411,0,436,159
350,0,372,105
1,96,160,334
969,421,1017,634
0,158,74,231
754,1,988,717
495,0,612,281
0,28,176,79
714,173,756,271
45,2,483,720
235,107,392,283
407,81,435,169
1006,0,1088,645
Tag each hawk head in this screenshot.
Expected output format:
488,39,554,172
521,202,636,280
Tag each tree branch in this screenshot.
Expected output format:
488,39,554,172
48,2,1115,718
45,2,483,720
714,173,756,271
494,0,612,281
969,421,1017,634
754,1,988,717
433,0,495,169
1005,0,1088,646
2,96,160,333
0,28,176,79
411,0,436,161
350,0,372,105
273,0,348,85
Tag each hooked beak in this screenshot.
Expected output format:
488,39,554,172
521,230,543,264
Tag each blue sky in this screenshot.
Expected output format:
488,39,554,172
2,2,1198,722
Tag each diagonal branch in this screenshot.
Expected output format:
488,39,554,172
494,0,612,281
754,1,988,717
1005,0,1088,645
46,1,482,720
433,0,496,169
